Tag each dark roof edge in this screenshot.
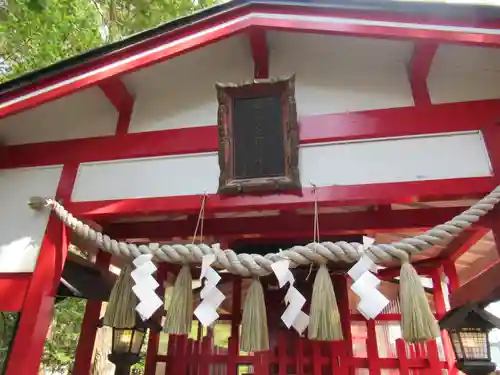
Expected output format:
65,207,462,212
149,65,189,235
2,0,500,98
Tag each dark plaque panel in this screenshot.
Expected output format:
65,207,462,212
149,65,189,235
216,76,301,194
232,95,285,180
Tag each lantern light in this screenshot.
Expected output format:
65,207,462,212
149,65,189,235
111,326,147,355
439,302,500,375
99,314,163,375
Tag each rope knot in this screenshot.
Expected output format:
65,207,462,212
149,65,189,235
28,196,49,211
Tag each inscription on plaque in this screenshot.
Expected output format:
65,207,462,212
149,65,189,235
232,95,285,179
216,76,301,194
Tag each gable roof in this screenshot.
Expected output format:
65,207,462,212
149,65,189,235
1,0,500,106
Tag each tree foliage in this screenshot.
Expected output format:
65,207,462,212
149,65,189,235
0,312,19,374
0,0,221,83
41,298,87,374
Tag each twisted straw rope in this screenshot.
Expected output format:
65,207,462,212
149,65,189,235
29,187,500,277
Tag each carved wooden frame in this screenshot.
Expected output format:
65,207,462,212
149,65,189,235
216,75,301,194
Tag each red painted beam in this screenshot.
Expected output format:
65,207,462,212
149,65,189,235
439,227,489,262
2,100,499,169
104,206,486,240
98,78,133,112
0,273,31,312
2,5,500,120
99,78,134,135
451,258,500,308
73,175,494,220
409,42,438,106
248,28,269,79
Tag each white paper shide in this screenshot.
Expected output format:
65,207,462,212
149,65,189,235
271,258,309,335
132,253,164,321
348,236,389,319
194,244,225,327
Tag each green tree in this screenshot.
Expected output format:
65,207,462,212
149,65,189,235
0,0,220,83
41,298,87,374
0,0,103,82
0,312,19,374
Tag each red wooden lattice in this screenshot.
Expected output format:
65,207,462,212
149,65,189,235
156,331,446,375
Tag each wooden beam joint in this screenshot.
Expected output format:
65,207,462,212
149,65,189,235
99,78,134,134
409,42,438,107
249,28,269,79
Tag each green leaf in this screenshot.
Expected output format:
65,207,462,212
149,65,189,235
1,0,223,83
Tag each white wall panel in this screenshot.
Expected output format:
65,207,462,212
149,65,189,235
0,165,63,273
269,32,414,115
72,153,219,201
0,87,117,145
72,132,490,202
125,32,415,133
429,44,500,103
299,131,491,187
125,36,254,133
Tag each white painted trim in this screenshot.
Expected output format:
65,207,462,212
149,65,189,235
3,12,500,111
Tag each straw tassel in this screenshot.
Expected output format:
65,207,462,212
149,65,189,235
164,265,193,335
399,261,440,343
240,279,269,352
308,265,343,341
103,264,137,328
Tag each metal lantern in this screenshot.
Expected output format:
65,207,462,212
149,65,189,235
99,314,163,375
107,325,146,375
439,302,500,375
111,326,147,355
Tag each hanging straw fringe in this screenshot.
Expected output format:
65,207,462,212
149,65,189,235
399,262,440,343
240,279,269,352
103,264,137,328
308,265,343,341
164,265,193,335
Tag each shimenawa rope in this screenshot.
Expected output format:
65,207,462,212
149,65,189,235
29,184,500,277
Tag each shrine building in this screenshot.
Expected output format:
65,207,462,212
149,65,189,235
1,1,500,375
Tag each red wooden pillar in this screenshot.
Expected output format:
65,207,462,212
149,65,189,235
431,267,457,375
396,339,410,375
441,262,460,375
228,276,242,375
144,263,167,375
72,250,112,375
366,320,380,375
5,165,76,375
333,274,354,375
5,217,69,375
442,260,460,293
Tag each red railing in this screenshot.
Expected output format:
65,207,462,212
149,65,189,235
157,331,445,375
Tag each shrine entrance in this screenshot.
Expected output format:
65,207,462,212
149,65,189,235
143,237,452,375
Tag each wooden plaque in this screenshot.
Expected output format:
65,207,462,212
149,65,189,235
216,75,300,194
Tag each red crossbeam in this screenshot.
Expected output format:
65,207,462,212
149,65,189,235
451,259,500,308
104,206,487,240
439,227,489,261
1,100,499,169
